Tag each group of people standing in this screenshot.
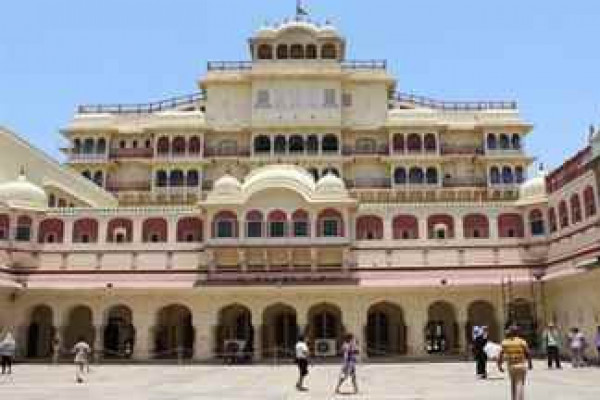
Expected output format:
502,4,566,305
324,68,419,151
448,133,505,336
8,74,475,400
542,323,600,368
294,333,359,395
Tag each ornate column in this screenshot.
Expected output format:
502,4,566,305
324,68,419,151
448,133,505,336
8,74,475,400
251,309,262,361
456,303,469,357
454,212,464,239
489,212,499,239
405,301,427,357
63,217,74,244
133,303,153,361
194,308,217,361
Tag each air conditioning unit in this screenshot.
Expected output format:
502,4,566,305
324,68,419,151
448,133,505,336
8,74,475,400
223,340,246,356
314,339,337,357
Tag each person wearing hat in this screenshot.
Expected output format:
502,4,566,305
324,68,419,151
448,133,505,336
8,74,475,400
542,322,562,369
498,325,533,400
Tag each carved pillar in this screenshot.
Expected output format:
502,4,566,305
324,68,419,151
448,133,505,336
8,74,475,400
405,304,427,356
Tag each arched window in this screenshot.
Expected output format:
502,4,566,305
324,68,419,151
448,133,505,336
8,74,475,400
107,218,133,243
356,138,377,154
213,210,238,238
58,198,67,208
172,136,186,155
257,44,273,60
292,209,309,237
356,215,384,240
92,171,103,186
322,134,339,153
427,214,454,239
529,209,545,236
157,137,170,155
570,194,582,224
511,134,521,150
558,200,569,228
502,166,514,184
290,44,304,59
169,170,184,187
306,44,317,59
289,135,304,153
322,167,340,177
515,166,525,184
490,167,500,184
307,167,319,182
155,170,168,187
48,193,56,208
0,215,8,241
498,213,524,238
83,138,94,154
82,170,91,180
16,215,32,241
142,218,167,243
583,186,597,217
463,214,489,239
73,218,98,243
408,167,424,184
407,134,421,152
73,138,81,154
96,138,106,154
424,134,437,152
499,134,510,149
548,208,557,233
246,210,264,238
392,215,419,239
254,135,271,154
487,134,497,150
321,43,337,59
38,219,64,243
267,210,287,238
307,135,319,153
274,135,287,154
394,167,407,185
392,134,404,153
177,217,203,242
276,44,288,59
187,170,199,187
188,136,201,155
425,168,438,184
317,209,343,237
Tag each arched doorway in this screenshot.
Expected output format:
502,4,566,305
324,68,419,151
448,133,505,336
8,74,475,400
426,301,457,354
262,303,298,359
154,304,194,359
307,303,343,357
103,305,135,358
467,301,499,343
27,305,54,358
216,304,253,362
508,299,537,348
366,302,407,357
63,305,95,351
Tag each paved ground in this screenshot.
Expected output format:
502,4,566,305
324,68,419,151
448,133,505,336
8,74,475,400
0,361,599,399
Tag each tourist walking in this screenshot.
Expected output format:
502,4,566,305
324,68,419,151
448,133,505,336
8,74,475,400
498,325,532,400
542,322,562,369
568,327,587,368
594,326,600,367
472,325,488,379
335,333,359,395
72,336,91,383
294,335,309,391
0,331,16,375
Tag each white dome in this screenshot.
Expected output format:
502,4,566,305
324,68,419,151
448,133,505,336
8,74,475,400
213,174,241,196
315,173,346,195
0,173,47,210
518,168,547,204
244,164,315,193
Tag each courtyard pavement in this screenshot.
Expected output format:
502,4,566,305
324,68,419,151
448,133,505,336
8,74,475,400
0,360,599,399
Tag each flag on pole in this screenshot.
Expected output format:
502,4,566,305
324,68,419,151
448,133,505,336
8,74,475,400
296,0,309,17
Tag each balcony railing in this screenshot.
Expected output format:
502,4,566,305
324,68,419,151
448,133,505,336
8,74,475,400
155,151,203,160
77,91,206,114
207,61,253,71
442,177,488,188
204,146,251,157
341,60,387,70
109,148,154,159
345,178,391,189
106,181,151,192
206,60,387,71
391,92,517,111
69,153,109,162
440,144,485,156
342,145,389,156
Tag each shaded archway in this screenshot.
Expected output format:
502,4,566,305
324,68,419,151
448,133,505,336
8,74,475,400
262,303,298,359
216,304,253,361
176,217,203,242
466,301,499,343
306,303,343,356
27,305,55,358
142,217,167,243
508,298,536,348
463,214,490,239
366,302,407,357
73,218,98,243
426,301,457,354
38,218,64,243
154,304,194,359
356,215,384,240
63,305,95,351
103,305,135,358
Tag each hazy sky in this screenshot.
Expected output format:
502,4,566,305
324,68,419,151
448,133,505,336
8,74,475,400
1,0,599,169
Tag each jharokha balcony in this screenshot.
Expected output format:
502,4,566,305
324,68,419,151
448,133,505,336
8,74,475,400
440,144,485,156
109,148,154,159
204,146,251,158
345,178,392,189
106,181,152,192
442,177,488,188
342,145,389,156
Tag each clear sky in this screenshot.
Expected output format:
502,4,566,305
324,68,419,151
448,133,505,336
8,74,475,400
1,0,599,170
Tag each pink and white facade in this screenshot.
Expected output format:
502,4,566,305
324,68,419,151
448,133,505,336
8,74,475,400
1,16,600,361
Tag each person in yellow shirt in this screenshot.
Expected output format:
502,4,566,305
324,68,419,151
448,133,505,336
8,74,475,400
497,325,533,400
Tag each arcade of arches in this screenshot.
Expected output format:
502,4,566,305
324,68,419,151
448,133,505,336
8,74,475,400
15,291,537,361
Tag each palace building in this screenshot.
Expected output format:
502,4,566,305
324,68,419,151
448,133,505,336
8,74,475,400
1,14,600,361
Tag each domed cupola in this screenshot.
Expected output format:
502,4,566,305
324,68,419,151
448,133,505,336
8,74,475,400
315,173,347,196
0,168,48,211
517,165,548,205
213,174,242,196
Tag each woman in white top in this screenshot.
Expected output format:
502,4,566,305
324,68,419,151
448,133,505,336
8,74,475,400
294,335,309,391
72,336,91,383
